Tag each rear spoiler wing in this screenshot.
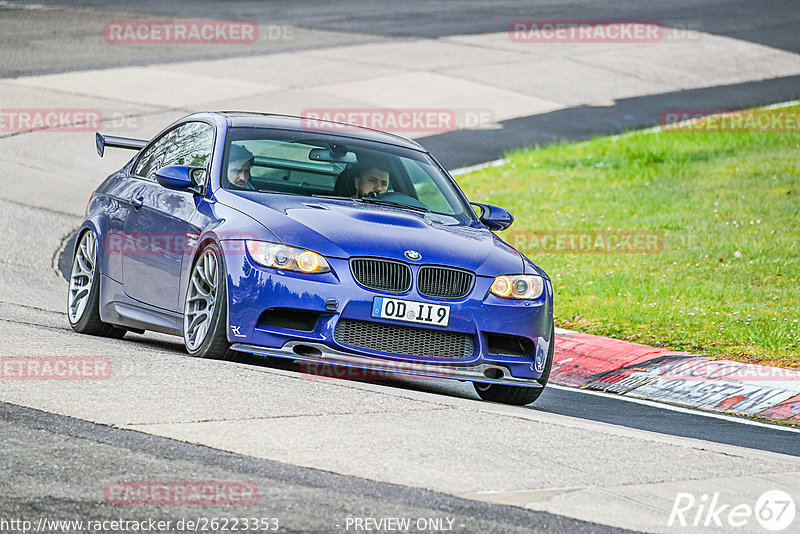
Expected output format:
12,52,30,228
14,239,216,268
95,132,147,157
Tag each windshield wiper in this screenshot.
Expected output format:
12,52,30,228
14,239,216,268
256,190,306,195
311,194,358,201
357,197,430,212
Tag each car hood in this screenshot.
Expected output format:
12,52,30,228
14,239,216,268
218,192,526,276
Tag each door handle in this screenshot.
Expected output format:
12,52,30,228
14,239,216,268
132,196,144,209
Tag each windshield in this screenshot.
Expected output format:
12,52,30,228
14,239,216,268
221,127,470,217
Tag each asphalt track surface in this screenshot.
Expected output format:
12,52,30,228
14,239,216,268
414,381,800,457
1,403,630,534
5,1,799,166
2,1,800,532
5,0,800,75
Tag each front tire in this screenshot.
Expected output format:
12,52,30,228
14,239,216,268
67,230,126,338
183,243,241,361
473,323,555,406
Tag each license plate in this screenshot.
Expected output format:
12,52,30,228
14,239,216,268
371,297,450,327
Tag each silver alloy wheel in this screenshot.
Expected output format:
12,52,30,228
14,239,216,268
184,249,218,352
68,231,96,324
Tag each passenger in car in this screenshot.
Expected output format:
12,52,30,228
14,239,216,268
225,144,255,190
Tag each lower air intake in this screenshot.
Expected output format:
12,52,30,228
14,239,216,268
334,319,473,359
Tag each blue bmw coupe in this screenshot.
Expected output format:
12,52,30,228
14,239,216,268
68,112,554,405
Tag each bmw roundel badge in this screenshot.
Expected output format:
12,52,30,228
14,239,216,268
404,250,422,261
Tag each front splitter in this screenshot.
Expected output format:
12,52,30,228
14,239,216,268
231,341,542,388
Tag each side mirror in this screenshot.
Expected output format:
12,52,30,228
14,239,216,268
155,165,202,192
471,202,514,231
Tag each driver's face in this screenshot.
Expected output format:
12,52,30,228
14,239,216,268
355,168,390,197
228,159,252,189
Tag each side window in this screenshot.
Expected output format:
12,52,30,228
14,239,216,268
133,122,214,183
163,122,213,169
133,130,173,180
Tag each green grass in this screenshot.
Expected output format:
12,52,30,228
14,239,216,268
457,104,800,368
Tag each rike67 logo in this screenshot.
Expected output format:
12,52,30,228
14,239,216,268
669,490,796,531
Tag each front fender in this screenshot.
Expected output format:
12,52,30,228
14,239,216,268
175,202,280,317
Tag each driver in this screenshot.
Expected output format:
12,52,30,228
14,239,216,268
225,144,255,190
353,162,390,197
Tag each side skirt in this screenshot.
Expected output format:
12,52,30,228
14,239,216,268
99,274,183,336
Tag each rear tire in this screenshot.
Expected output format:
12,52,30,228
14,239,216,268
67,230,126,339
183,243,243,361
473,322,555,406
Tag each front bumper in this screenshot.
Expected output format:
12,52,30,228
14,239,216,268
222,245,554,382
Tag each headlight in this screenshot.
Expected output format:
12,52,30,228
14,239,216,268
245,241,330,273
490,275,544,300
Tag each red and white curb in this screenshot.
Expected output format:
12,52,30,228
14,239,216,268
551,327,800,424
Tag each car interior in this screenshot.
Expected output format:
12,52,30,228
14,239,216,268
225,138,462,216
